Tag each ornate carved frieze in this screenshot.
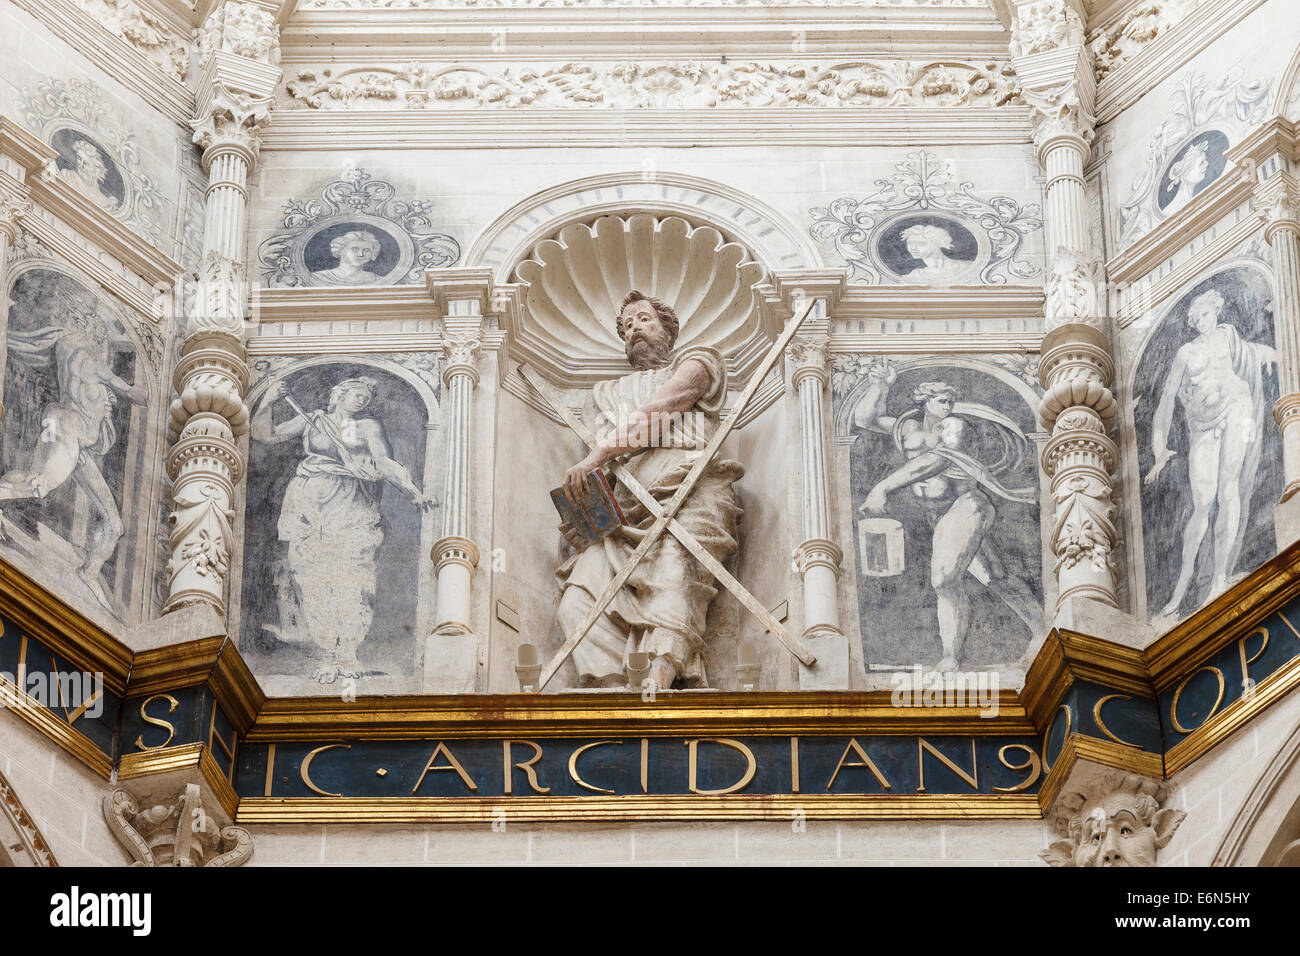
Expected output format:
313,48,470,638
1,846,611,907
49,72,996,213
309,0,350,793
810,150,1043,286
1009,0,1084,59
71,0,191,82
283,60,1022,111
1087,0,1203,82
257,168,461,288
198,0,281,66
299,0,986,7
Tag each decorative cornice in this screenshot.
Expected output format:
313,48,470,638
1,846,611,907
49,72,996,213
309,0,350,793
72,0,193,82
281,59,1024,111
6,0,195,126
297,0,991,8
1086,0,1202,83
1092,0,1269,125
261,105,1036,150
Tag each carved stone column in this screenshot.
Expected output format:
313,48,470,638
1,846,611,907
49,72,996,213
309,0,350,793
1264,178,1300,505
787,318,848,689
425,272,497,692
1013,1,1121,614
163,2,279,616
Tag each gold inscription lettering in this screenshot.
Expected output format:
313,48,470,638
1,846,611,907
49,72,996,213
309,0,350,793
992,744,1042,793
567,740,621,795
790,737,800,794
134,693,179,751
1170,666,1226,734
916,738,978,793
1092,694,1140,748
685,738,757,796
412,741,479,794
1238,626,1269,687
825,737,892,792
503,740,551,795
301,744,351,797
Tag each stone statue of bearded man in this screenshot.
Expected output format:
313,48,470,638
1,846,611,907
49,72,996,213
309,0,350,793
555,291,744,690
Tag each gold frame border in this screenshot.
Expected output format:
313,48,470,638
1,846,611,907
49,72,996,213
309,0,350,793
119,742,239,819
235,793,1042,823
0,675,112,779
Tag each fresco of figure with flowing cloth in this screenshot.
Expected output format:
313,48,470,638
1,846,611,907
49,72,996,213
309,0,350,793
850,360,1044,670
250,375,435,683
0,272,146,609
1143,286,1278,620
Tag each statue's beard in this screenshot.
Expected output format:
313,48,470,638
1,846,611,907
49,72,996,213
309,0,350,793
625,333,671,370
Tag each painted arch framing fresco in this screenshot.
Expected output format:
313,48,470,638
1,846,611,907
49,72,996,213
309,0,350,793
0,233,169,629
232,353,445,696
830,353,1050,687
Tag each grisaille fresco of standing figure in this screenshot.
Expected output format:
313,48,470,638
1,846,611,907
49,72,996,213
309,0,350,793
852,360,1042,670
1144,288,1277,619
0,287,146,608
251,376,435,683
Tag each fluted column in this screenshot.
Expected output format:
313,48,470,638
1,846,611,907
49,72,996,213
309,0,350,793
163,2,279,616
432,328,482,639
1263,177,1300,503
1013,1,1120,612
787,311,849,688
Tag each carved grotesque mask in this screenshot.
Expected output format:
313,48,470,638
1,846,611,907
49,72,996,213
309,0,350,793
1042,774,1186,867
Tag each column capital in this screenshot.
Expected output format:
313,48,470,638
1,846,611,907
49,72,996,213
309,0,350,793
0,171,32,245
432,535,481,574
1011,11,1096,161
787,332,831,390
441,330,483,387
1257,172,1300,245
792,537,843,577
190,80,274,170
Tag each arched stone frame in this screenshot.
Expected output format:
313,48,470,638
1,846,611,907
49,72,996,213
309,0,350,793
1213,706,1300,866
0,769,58,867
229,354,445,690
1117,257,1278,623
463,170,823,283
2,256,168,627
829,354,1053,688
1273,43,1300,122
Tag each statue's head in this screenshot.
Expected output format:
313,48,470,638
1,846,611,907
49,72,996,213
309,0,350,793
615,291,679,370
1042,772,1186,867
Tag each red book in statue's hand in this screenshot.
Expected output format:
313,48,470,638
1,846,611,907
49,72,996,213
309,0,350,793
550,470,627,548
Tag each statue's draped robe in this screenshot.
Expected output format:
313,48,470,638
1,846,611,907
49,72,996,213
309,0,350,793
556,345,743,686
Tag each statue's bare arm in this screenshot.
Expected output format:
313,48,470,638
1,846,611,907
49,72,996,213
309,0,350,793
562,357,711,502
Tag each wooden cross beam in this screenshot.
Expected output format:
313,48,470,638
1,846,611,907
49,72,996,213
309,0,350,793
526,300,820,690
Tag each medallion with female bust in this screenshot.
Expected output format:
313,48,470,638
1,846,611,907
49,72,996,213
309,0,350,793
877,215,981,286
1157,131,1230,219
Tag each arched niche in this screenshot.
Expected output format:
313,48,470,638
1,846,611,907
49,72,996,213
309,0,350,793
1274,44,1300,122
462,172,820,387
